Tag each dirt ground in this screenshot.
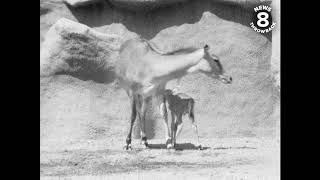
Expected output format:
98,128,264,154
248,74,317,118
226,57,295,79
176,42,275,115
40,75,280,180
40,137,279,180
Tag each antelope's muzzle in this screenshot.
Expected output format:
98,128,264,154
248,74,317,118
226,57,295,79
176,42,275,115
219,75,232,84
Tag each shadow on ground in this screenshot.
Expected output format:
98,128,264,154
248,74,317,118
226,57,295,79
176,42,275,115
213,146,257,150
148,143,210,151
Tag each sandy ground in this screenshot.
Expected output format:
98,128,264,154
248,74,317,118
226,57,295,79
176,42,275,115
40,137,279,180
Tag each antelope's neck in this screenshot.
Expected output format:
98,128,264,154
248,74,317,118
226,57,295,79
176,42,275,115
152,48,204,78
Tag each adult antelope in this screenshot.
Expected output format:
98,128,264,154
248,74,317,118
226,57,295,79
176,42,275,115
115,37,232,150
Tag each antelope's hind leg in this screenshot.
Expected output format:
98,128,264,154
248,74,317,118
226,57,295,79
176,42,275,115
174,114,183,148
159,96,173,149
166,111,176,149
139,96,151,149
124,94,137,150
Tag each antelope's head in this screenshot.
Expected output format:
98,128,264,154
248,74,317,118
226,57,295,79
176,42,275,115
198,45,232,84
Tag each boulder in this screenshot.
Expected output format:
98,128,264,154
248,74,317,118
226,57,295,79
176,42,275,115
40,18,123,83
148,11,278,138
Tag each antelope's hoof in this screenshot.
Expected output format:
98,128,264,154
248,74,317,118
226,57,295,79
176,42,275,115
167,143,174,149
141,136,149,149
166,139,174,149
143,144,149,149
198,145,204,150
123,144,132,150
173,143,177,148
141,141,149,149
167,142,174,149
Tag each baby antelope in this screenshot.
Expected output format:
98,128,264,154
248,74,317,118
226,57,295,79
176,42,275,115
164,89,203,150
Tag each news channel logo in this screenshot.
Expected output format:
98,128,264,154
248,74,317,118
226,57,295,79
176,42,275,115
250,5,276,34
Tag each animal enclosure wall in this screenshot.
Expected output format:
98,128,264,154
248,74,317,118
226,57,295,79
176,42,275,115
40,0,279,147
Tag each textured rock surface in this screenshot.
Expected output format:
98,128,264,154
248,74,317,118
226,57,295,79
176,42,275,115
40,18,122,83
40,0,279,147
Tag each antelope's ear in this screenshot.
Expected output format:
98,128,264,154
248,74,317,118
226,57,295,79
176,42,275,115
204,44,210,51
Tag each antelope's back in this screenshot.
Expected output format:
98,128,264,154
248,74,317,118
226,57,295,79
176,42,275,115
116,38,153,84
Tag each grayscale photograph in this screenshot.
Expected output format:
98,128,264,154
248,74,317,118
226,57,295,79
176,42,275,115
40,0,280,179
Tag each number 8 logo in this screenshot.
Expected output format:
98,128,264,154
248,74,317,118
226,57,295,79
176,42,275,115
257,12,269,28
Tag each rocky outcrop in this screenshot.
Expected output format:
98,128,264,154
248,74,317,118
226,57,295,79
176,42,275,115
40,18,123,83
148,11,277,137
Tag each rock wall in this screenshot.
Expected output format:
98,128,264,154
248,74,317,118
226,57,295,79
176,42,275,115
40,0,279,146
